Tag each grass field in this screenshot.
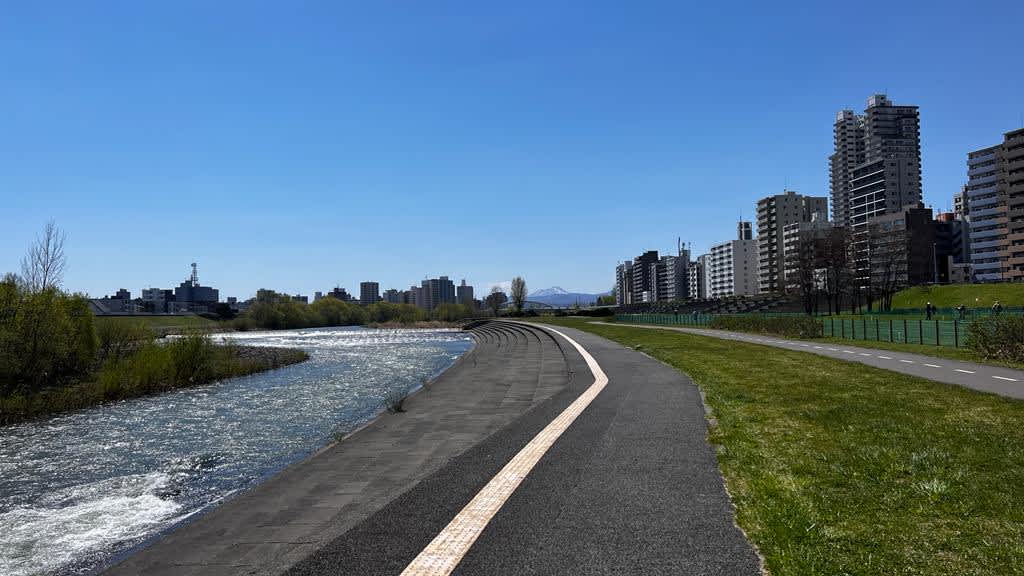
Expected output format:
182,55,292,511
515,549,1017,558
530,316,1024,575
892,284,1024,309
94,314,219,334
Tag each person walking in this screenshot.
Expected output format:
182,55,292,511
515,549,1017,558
957,304,967,321
993,300,1003,317
926,301,933,320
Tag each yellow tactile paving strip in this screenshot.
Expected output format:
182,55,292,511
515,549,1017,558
400,325,608,576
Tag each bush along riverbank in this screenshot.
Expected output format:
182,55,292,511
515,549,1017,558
1,336,308,425
1,279,309,425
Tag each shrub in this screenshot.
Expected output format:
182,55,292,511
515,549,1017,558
0,280,98,395
966,316,1024,362
95,318,154,362
709,314,822,339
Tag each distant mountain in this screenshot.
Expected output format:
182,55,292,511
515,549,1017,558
528,287,606,308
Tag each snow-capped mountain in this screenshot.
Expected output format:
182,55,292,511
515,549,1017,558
528,287,605,307
530,287,570,298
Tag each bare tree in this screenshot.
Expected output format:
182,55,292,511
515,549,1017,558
21,220,67,292
788,235,822,315
510,277,527,314
822,227,851,316
486,286,506,317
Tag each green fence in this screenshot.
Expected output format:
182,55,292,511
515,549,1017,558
616,313,971,348
820,317,967,347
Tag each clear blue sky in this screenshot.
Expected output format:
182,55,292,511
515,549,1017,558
3,1,1023,299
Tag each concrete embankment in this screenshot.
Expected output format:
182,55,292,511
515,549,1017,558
103,321,573,576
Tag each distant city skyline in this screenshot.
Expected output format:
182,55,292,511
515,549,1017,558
2,2,1023,297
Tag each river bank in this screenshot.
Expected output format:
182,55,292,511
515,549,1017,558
0,344,309,426
0,327,473,576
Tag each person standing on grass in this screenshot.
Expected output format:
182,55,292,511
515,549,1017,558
993,301,1003,317
926,302,933,320
957,304,967,321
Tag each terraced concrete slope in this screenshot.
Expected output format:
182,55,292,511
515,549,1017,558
103,322,572,576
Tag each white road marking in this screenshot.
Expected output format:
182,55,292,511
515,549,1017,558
878,356,893,360
924,363,942,368
900,360,915,364
400,324,608,576
993,376,1018,382
813,346,822,349
955,369,975,374
800,344,810,347
827,348,839,351
843,350,856,354
859,353,871,356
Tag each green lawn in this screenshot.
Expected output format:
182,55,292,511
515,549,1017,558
529,317,1024,575
94,314,219,334
892,284,1024,309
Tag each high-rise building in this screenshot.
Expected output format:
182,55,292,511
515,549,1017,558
756,190,828,293
456,279,474,306
830,95,922,287
706,223,758,298
417,276,456,310
359,281,380,305
688,256,706,300
615,261,633,306
630,251,659,303
781,216,834,293
966,128,1024,282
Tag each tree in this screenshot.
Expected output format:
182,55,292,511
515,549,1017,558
21,220,67,293
788,234,823,315
822,227,852,316
510,277,527,314
485,287,506,317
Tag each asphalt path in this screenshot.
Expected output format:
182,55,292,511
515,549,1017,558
614,323,1024,400
287,322,762,576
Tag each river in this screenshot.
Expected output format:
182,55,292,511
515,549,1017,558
0,327,473,576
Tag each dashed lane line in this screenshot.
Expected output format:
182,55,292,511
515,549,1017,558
955,369,975,374
878,356,893,360
400,325,608,576
924,363,942,368
993,375,1018,382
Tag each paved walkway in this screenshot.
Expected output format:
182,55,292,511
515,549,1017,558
614,323,1024,400
106,321,761,575
288,322,760,575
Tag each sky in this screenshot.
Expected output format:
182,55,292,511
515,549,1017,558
2,1,1023,299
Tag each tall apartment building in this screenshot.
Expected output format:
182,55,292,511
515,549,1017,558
830,95,921,285
706,222,758,298
630,251,660,303
688,256,706,300
456,279,474,306
654,253,689,301
756,190,828,293
417,276,457,310
382,288,403,304
781,217,833,293
359,281,380,305
966,128,1024,281
615,261,633,306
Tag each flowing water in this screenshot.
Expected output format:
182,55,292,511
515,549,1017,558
0,327,473,576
